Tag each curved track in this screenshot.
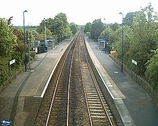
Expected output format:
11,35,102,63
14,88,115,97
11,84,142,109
34,32,118,126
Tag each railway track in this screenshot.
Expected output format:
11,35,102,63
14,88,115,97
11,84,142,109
34,32,118,126
80,34,115,126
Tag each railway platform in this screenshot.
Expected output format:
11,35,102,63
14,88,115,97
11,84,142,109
0,39,71,126
86,38,158,126
0,36,158,126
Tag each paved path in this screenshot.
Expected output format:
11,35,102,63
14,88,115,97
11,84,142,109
87,38,158,126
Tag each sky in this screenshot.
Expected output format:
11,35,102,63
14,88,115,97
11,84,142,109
0,0,158,26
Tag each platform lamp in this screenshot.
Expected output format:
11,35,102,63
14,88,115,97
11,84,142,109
43,18,47,51
119,12,124,73
23,10,28,71
27,22,32,69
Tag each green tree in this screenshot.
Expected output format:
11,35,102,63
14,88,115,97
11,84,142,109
145,49,158,89
100,26,112,40
84,22,91,33
130,4,158,75
31,30,39,40
69,22,78,35
100,23,120,51
36,18,53,40
65,25,72,38
110,4,158,75
53,13,70,42
0,18,16,84
36,21,44,34
0,18,16,58
90,19,104,41
12,28,25,68
124,12,137,26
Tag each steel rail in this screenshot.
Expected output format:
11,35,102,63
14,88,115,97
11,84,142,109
67,34,80,126
45,45,68,126
81,33,114,126
79,34,93,126
34,32,117,126
45,33,80,126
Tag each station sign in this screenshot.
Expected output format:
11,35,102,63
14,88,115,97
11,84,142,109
9,59,15,65
132,59,137,65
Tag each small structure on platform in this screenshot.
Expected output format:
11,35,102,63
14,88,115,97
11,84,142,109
98,38,106,51
98,38,111,53
37,39,56,53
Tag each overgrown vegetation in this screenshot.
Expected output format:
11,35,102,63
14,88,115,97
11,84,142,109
84,3,158,90
0,13,79,87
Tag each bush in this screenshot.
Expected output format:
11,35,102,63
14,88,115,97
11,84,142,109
30,51,36,59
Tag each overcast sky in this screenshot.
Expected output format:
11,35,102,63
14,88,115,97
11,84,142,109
0,0,158,26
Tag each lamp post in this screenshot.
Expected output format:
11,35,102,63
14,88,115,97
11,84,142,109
23,10,28,71
27,22,32,69
43,18,47,51
119,12,124,73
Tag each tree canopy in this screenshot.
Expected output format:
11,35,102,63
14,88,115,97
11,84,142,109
83,3,158,90
90,19,104,41
0,18,16,58
0,12,80,86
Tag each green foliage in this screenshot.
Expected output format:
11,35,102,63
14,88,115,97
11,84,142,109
0,57,10,84
90,19,104,41
1,3,158,93
124,12,137,26
36,24,43,34
31,30,38,39
37,13,72,42
84,22,91,33
100,23,120,52
0,19,16,58
130,6,158,74
0,18,27,85
0,13,76,86
0,18,20,84
30,51,36,59
86,3,158,90
108,3,158,76
36,13,78,42
145,49,158,89
65,25,72,38
53,13,69,42
69,22,78,35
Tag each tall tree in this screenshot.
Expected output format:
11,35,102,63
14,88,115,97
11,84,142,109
0,18,16,58
145,49,158,89
124,12,137,26
53,13,69,42
70,22,78,35
0,18,16,84
90,19,104,41
130,4,158,74
84,22,91,33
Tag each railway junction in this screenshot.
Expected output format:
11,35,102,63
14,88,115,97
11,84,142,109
0,32,158,126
